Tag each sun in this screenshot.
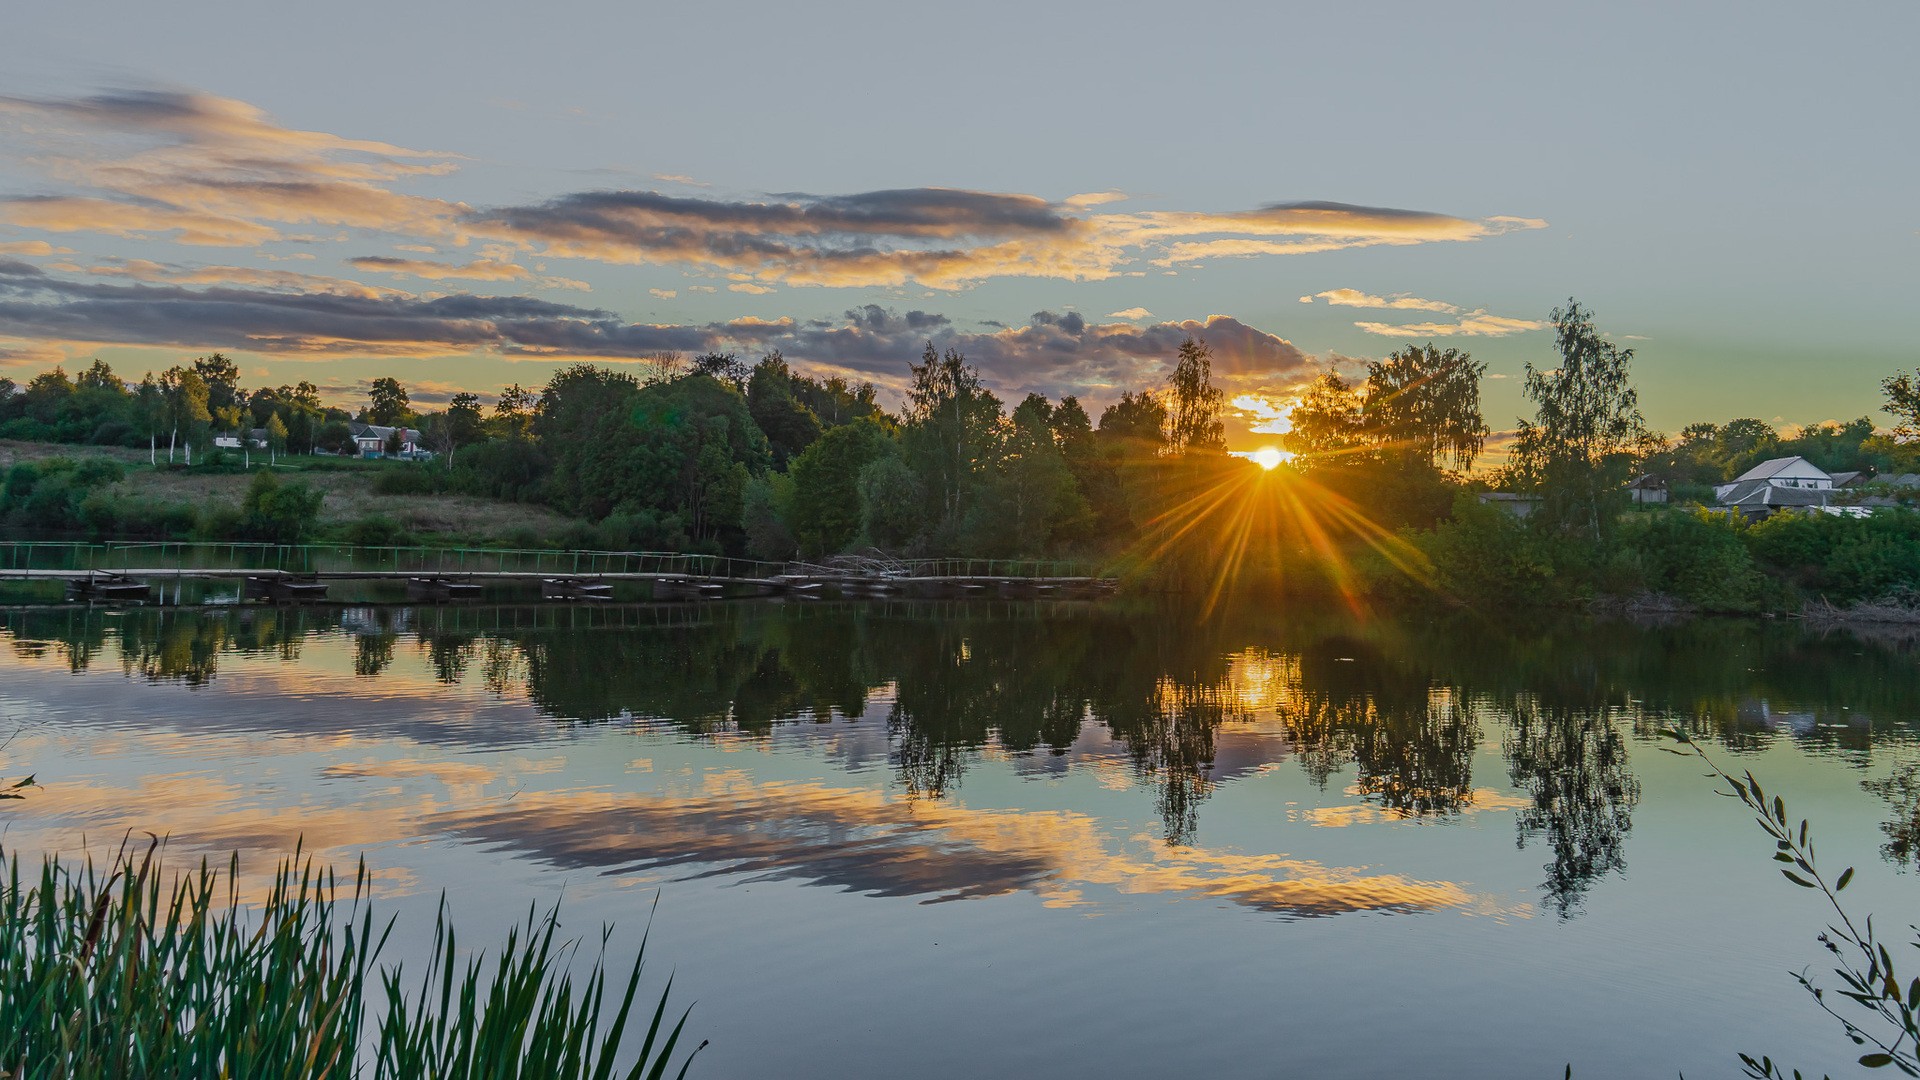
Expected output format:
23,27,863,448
1249,446,1288,470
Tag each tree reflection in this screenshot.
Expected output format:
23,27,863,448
1503,698,1641,917
1863,760,1920,870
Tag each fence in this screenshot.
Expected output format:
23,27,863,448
0,542,1107,581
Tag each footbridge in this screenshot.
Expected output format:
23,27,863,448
0,543,1119,605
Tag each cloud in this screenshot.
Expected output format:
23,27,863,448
0,89,461,247
348,255,590,291
1106,307,1151,321
86,257,410,298
648,288,677,299
727,282,774,295
0,264,1306,403
1231,393,1295,436
1353,312,1547,337
1,88,1545,291
1304,288,1458,313
0,240,73,256
439,777,1474,916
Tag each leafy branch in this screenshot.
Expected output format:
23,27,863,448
1663,728,1920,1078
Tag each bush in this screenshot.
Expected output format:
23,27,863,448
372,466,444,496
1620,508,1766,611
344,514,413,547
1413,495,1564,607
240,471,324,544
1748,509,1920,604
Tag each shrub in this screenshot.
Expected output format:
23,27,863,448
241,470,324,544
345,514,413,547
1412,494,1564,607
1620,508,1765,611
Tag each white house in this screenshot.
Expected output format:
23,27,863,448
348,422,427,459
1714,456,1839,518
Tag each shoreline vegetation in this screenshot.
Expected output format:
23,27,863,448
0,839,701,1080
7,297,1920,618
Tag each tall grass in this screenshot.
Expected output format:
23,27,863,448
0,840,703,1079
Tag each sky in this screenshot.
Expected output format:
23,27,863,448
1,0,1913,449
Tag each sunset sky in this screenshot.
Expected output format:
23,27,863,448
2,1,1912,449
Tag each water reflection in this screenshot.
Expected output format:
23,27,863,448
4,601,1920,912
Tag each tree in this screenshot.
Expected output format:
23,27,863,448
901,343,1005,544
193,353,242,418
976,394,1089,554
1883,368,1920,440
789,418,894,556
366,378,410,426
1361,343,1488,472
1166,337,1226,455
746,352,824,467
692,352,747,389
858,455,925,551
441,392,485,469
1281,373,1363,465
493,383,536,441
134,374,163,465
241,470,324,543
76,360,124,394
265,413,288,465
1510,299,1646,541
1097,391,1167,452
159,367,210,465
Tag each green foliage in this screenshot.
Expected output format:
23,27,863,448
1416,495,1563,607
741,472,796,561
1664,732,1920,1079
1747,509,1920,604
1166,337,1225,455
789,419,893,556
857,455,924,552
366,377,412,426
0,843,702,1080
0,458,130,536
1510,299,1646,542
241,470,324,544
373,465,448,496
345,514,413,547
901,344,1004,546
1362,343,1489,471
1618,508,1767,611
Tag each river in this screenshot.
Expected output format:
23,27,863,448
2,599,1915,1078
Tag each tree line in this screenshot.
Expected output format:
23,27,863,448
9,298,1920,611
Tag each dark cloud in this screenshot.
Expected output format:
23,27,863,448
0,265,1307,402
1031,309,1086,335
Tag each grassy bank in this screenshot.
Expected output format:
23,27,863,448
0,439,578,548
0,841,701,1079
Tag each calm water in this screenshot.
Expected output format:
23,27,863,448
3,599,1918,1078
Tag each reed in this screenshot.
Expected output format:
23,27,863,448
0,839,702,1079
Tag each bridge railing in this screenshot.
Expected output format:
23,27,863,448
0,542,1107,580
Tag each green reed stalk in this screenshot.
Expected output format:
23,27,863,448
0,840,703,1079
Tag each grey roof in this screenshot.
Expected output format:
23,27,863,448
1718,479,1833,508
1476,492,1540,502
1626,474,1666,490
1881,473,1920,489
348,422,422,441
1730,455,1828,483
1830,470,1865,487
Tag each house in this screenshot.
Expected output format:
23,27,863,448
348,421,428,459
1830,470,1870,488
1475,492,1541,518
1713,456,1834,501
213,428,269,450
1711,456,1844,519
1626,475,1668,504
